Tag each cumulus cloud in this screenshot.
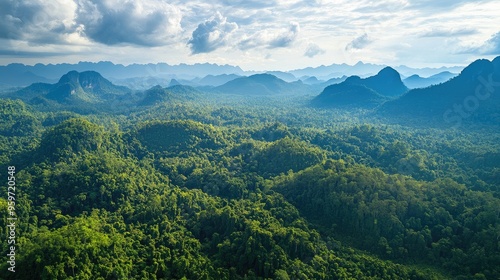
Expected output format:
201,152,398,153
268,22,300,48
454,31,500,56
188,12,238,54
76,0,182,46
0,0,182,47
346,33,372,50
477,32,500,55
238,22,300,50
0,0,79,44
304,43,325,57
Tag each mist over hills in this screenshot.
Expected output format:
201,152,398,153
14,71,130,104
403,71,457,89
0,61,245,87
1,57,500,280
378,57,500,126
345,67,408,97
3,56,499,128
289,61,463,80
312,67,407,109
0,61,464,89
213,74,314,95
313,83,389,109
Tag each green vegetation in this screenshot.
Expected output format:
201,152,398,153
0,72,499,280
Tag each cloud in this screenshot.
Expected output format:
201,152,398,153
478,32,500,55
304,43,325,57
188,12,238,54
346,33,372,50
0,0,79,44
419,27,478,37
76,0,182,46
457,31,500,55
0,0,183,47
238,22,300,50
406,0,482,11
220,0,277,8
0,49,65,57
268,22,300,48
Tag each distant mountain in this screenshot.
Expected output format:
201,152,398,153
0,61,246,84
290,61,463,80
213,74,313,95
168,79,182,87
198,74,240,87
14,70,130,104
265,71,297,82
0,68,54,87
139,85,201,106
313,83,388,109
395,65,464,78
110,76,170,90
403,71,457,89
290,61,382,80
345,67,408,97
378,56,500,127
301,76,323,85
139,85,172,106
311,67,407,109
0,61,466,89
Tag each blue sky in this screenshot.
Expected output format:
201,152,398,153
1,0,499,70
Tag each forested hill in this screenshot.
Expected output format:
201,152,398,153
12,70,130,104
403,71,457,89
0,58,499,279
378,56,500,127
312,82,388,109
213,73,314,95
311,67,407,108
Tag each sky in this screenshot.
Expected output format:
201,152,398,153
1,0,499,71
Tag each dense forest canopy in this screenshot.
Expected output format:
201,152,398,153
0,58,499,280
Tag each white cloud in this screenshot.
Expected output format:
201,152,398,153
0,0,79,44
481,32,500,55
76,0,182,46
304,43,325,57
346,33,372,50
268,22,300,48
461,31,500,55
1,0,499,70
238,22,300,50
419,27,478,37
188,12,238,54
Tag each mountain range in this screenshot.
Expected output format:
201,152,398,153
312,67,407,109
378,56,500,126
0,61,464,89
403,71,457,89
3,56,499,128
212,74,314,96
14,71,130,104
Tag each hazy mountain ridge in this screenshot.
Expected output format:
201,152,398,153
13,70,130,104
378,57,500,126
213,73,314,95
313,83,389,109
0,61,245,86
403,71,457,89
344,67,408,97
4,57,499,129
0,61,464,88
312,67,407,109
